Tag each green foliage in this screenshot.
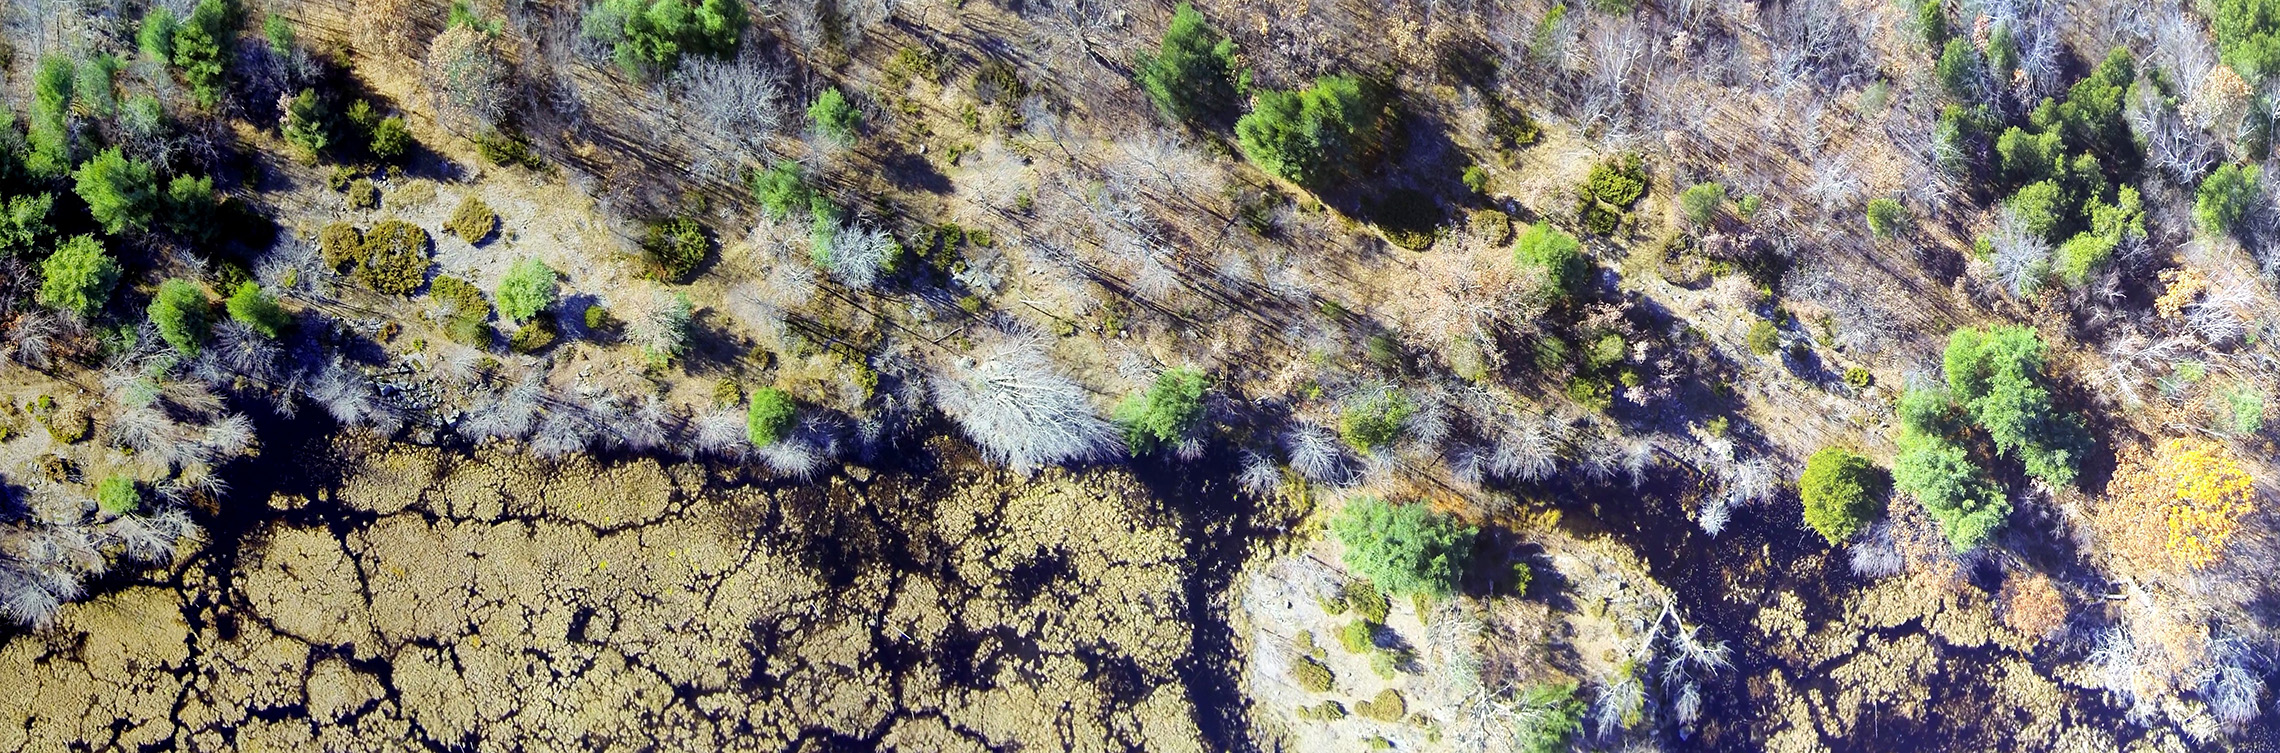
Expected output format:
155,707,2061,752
345,179,379,210
746,387,796,447
1799,447,1888,544
1995,127,2061,188
96,476,140,515
29,56,74,178
2224,384,2267,435
1915,0,1949,50
369,116,413,161
1865,198,1909,239
1514,221,1585,296
175,0,240,108
282,89,332,158
808,87,861,144
1114,366,1208,452
319,223,364,271
642,216,709,282
2007,180,2066,241
508,317,557,353
1845,366,1874,390
584,303,618,333
1346,580,1389,623
0,193,54,257
1577,154,1646,234
1943,326,2090,488
1339,389,1414,452
2212,0,2280,80
750,161,811,221
1292,656,1334,692
1235,75,1387,188
495,258,558,323
581,0,747,77
264,12,295,54
447,1,500,34
2197,163,2262,235
148,278,211,355
1329,497,1477,598
1936,37,1984,101
1679,182,1725,226
139,7,179,61
2054,186,2145,285
474,130,546,170
2028,48,2135,161
1893,431,2009,551
359,219,431,295
1747,319,1780,356
1463,164,1491,194
445,196,498,244
1336,619,1376,653
74,148,159,234
1138,3,1240,124
225,283,292,338
429,276,493,347
1355,689,1406,722
37,235,121,317
1373,188,1442,250
163,174,218,242
74,54,121,118
1513,683,1586,753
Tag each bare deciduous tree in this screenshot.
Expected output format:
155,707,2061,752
930,335,1117,473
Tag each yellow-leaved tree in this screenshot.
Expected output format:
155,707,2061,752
2096,438,2257,574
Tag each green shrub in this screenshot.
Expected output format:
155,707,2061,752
1138,3,1240,124
1844,366,1874,390
1336,619,1376,653
508,317,558,353
1294,701,1347,720
750,162,811,221
584,303,618,333
1113,366,1207,452
174,0,240,108
1373,188,1442,250
1330,497,1476,598
0,193,55,257
74,148,158,234
1463,164,1490,194
1747,319,1780,355
2212,0,2280,80
148,278,212,355
642,216,709,282
2007,180,2066,241
1338,389,1414,452
264,11,295,54
808,87,861,144
346,179,379,210
1942,326,2090,488
1679,182,1725,226
1577,154,1646,235
1513,683,1585,753
747,386,796,447
1995,127,2060,188
496,258,558,323
445,195,498,244
429,275,493,346
226,283,292,338
1355,689,1406,722
2225,385,2268,435
1865,198,1909,239
319,223,364,271
97,476,140,515
162,174,218,242
1292,656,1334,693
38,235,121,317
2197,163,2262,236
580,0,747,77
369,116,413,161
2029,48,2135,159
1936,37,1983,101
74,54,120,119
1514,221,1585,296
1565,376,1613,412
1346,580,1389,622
2054,186,2145,286
474,130,545,170
358,219,431,295
282,89,332,158
1799,447,1887,544
1893,430,2009,551
1235,74,1387,188
139,7,179,61
28,57,73,178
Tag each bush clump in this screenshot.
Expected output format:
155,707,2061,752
96,476,141,516
1865,198,1909,239
1113,367,1207,453
429,276,493,347
1292,656,1334,693
320,223,365,271
38,235,123,317
508,318,558,353
1236,74,1388,189
1137,3,1240,124
580,0,747,78
747,387,796,447
1942,325,2091,487
1747,319,1781,355
1513,683,1585,753
1330,497,1477,598
1514,221,1585,297
643,216,710,282
496,258,558,323
1336,619,1376,654
358,219,432,295
226,283,293,338
1338,389,1414,452
1892,386,2008,551
808,88,861,145
1576,154,1647,235
0,194,55,257
445,195,498,244
1679,181,1725,226
172,0,240,108
2197,163,2261,236
74,147,158,234
1372,189,1442,250
148,278,212,355
1799,447,1888,544
1355,689,1407,722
